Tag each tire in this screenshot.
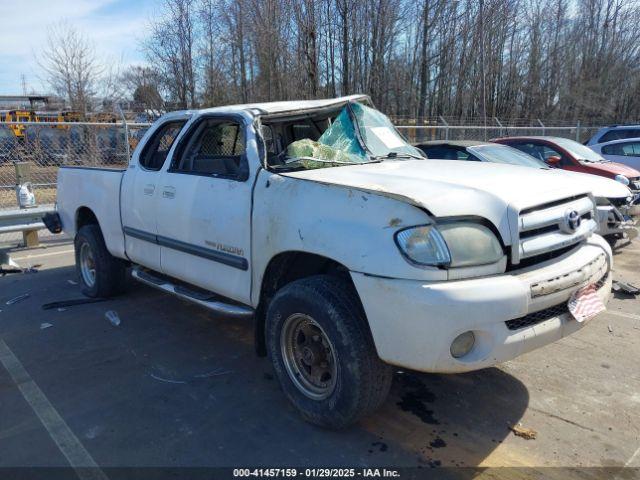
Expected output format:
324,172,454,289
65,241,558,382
266,274,393,429
74,224,127,298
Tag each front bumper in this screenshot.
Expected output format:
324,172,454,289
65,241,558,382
351,235,612,373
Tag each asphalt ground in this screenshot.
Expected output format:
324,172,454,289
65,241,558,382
0,238,639,480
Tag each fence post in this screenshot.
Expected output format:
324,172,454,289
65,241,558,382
14,162,38,247
537,118,545,136
494,117,503,138
576,121,581,142
439,115,449,140
117,105,130,160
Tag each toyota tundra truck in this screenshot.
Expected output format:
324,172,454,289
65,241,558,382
50,95,612,428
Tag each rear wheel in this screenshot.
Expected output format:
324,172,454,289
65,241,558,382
74,224,127,298
266,275,393,429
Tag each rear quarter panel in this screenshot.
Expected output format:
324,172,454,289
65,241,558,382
57,166,126,258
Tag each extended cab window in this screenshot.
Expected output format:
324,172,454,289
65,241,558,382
171,118,247,179
139,121,186,171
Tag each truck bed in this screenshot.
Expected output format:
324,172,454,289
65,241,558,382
57,166,126,258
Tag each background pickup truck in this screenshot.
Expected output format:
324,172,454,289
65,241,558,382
53,95,613,428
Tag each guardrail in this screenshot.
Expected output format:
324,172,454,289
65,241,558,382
0,205,55,246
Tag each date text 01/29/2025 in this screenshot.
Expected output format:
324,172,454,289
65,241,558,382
233,468,401,478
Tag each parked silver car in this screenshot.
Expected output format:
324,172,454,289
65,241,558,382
589,138,640,170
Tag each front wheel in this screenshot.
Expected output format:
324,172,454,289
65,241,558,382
266,275,393,429
74,224,127,298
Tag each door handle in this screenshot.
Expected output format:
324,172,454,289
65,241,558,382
162,186,176,199
143,184,155,196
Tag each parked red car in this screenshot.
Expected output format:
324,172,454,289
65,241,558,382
493,136,640,193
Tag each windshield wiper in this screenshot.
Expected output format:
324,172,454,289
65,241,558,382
371,152,425,161
580,158,609,163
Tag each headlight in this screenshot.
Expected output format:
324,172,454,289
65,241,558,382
614,174,630,186
396,223,504,267
395,225,450,266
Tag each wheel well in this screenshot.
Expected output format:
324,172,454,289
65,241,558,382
76,207,99,231
254,252,355,357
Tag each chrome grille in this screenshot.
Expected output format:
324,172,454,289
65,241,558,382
514,195,598,265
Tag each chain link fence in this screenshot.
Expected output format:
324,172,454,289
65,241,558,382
395,123,600,145
0,121,151,245
0,117,604,246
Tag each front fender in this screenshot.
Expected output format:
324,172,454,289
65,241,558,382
251,170,447,305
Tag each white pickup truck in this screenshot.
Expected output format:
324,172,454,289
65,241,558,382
51,95,612,428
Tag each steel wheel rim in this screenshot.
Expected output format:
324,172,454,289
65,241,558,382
79,242,96,288
280,313,338,400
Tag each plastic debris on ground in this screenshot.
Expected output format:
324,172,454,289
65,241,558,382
1,251,22,275
40,323,53,330
612,280,640,296
67,280,78,286
105,310,121,326
509,423,537,440
6,293,30,305
149,373,187,384
0,251,20,269
193,367,232,378
608,324,614,333
0,252,40,275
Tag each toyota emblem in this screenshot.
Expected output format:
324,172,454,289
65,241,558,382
562,210,581,233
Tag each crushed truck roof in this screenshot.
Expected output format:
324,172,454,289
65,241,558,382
172,95,371,118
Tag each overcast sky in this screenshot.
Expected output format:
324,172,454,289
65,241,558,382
0,0,157,94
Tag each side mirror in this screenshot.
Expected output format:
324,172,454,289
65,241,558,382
546,155,561,165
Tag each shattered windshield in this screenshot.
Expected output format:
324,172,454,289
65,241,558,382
278,102,424,169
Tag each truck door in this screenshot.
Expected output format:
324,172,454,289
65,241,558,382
155,114,253,304
121,119,187,270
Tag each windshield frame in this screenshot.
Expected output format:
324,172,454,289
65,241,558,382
262,100,425,171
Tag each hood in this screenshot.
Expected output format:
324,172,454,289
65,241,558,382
282,160,593,242
559,171,631,199
580,160,640,179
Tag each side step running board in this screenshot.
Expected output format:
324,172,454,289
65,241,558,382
131,268,254,319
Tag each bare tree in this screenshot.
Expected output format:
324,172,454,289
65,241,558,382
121,66,165,114
144,0,198,109
38,21,101,114
135,0,640,124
